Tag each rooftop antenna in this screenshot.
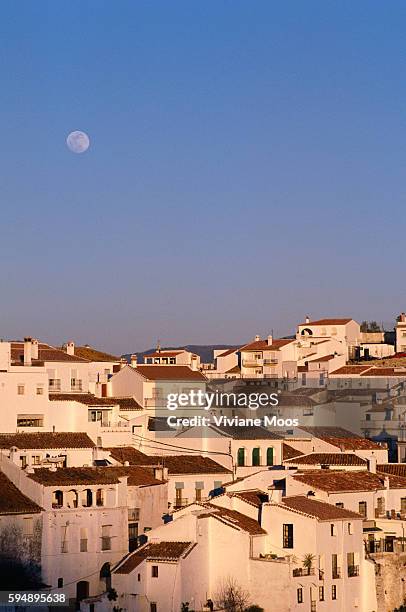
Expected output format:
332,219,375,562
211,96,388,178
157,339,161,352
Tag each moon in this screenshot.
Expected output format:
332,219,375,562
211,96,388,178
66,130,90,154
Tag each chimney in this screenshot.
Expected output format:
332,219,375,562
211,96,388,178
254,334,260,342
384,476,390,490
400,313,406,323
367,455,377,474
267,334,273,346
31,339,39,360
124,461,130,467
130,354,138,367
24,337,32,366
305,315,310,324
66,341,75,356
120,357,127,369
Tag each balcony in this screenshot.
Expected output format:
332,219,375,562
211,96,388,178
71,380,83,392
173,498,189,509
243,359,263,367
332,568,341,579
263,359,279,365
292,568,315,577
348,565,359,577
49,379,61,392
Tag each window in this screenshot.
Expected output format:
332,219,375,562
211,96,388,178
20,456,28,469
348,522,353,535
297,588,303,604
36,385,44,395
237,447,245,466
335,502,344,508
283,524,293,548
252,447,260,466
137,573,141,582
331,554,339,578
17,385,25,395
150,604,157,612
319,586,324,601
266,447,274,466
96,489,105,506
170,358,175,364
129,523,138,551
358,501,367,517
195,481,204,501
23,517,33,537
401,498,406,514
32,455,41,465
57,578,63,588
151,565,159,578
101,525,112,550
80,528,88,552
330,523,336,536
332,585,337,600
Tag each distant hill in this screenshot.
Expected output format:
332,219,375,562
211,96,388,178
123,345,240,364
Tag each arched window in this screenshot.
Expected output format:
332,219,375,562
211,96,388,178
301,328,313,336
252,447,260,466
81,489,93,507
237,448,245,467
266,447,274,466
66,489,78,508
96,489,105,507
52,490,63,508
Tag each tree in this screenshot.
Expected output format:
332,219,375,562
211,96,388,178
302,553,315,575
215,577,250,612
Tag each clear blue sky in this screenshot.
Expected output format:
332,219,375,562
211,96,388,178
1,1,405,354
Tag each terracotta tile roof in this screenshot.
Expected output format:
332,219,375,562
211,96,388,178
377,464,406,478
277,495,362,521
299,318,353,326
0,471,42,515
28,467,121,486
308,354,336,362
197,503,266,534
11,342,89,363
361,368,406,377
106,447,231,474
284,453,367,466
211,424,283,440
330,365,373,375
0,432,94,449
73,346,120,362
49,393,118,405
227,490,267,508
28,465,164,487
114,542,194,574
293,470,406,492
217,348,238,358
297,427,382,450
48,394,142,410
240,339,293,352
283,443,303,460
133,365,207,381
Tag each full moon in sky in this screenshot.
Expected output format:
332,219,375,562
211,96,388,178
66,130,90,154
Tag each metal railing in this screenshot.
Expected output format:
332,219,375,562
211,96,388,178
348,565,359,577
292,568,315,577
173,498,189,508
49,379,61,391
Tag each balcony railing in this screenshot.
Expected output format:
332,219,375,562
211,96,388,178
292,568,315,577
263,359,279,365
174,498,189,509
49,379,61,392
71,380,83,392
348,565,359,577
332,568,341,579
242,359,263,367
